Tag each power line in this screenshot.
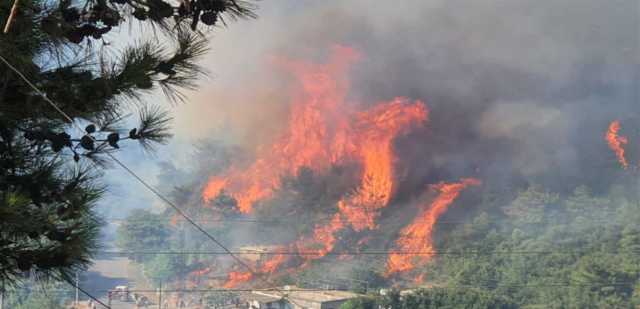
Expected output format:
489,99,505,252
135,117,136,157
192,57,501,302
99,218,626,224
4,288,362,293
0,53,300,306
96,250,640,256
7,282,638,294
52,274,111,309
0,54,116,309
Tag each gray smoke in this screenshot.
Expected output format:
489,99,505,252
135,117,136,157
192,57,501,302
174,0,638,196
133,1,640,283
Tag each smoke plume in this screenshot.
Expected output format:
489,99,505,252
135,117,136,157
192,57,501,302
163,0,638,286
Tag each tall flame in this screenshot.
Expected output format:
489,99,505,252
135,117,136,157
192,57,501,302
290,99,428,264
203,46,361,213
605,120,629,169
385,178,481,277
205,46,429,284
203,47,427,215
337,99,428,231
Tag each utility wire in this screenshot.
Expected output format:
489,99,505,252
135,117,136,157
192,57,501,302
52,274,111,309
95,250,640,256
4,54,635,308
98,217,627,224
4,288,365,293
0,54,114,308
0,53,301,306
7,282,638,295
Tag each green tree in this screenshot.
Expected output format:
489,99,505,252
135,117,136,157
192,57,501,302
355,288,516,309
340,296,378,309
432,185,640,308
400,288,516,309
13,294,65,309
143,254,186,286
0,0,255,285
348,267,388,294
570,254,635,302
116,209,171,262
502,186,559,225
204,291,240,308
4,281,71,309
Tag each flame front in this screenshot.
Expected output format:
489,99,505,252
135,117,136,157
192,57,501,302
202,47,427,217
223,271,253,288
385,178,481,277
204,46,430,284
260,253,287,274
338,99,428,231
289,99,428,264
605,120,629,169
293,213,345,261
202,46,360,213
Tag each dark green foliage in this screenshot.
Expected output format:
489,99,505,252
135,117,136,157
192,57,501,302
427,184,640,308
0,0,255,287
4,281,70,309
143,254,188,286
0,161,102,283
349,267,388,293
340,296,378,309
341,289,516,309
204,291,241,308
399,288,515,309
33,0,256,44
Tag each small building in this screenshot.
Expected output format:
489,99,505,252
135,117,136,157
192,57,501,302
244,292,286,309
245,286,360,309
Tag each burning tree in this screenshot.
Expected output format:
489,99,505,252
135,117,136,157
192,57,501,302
0,0,255,285
606,120,630,169
193,46,489,288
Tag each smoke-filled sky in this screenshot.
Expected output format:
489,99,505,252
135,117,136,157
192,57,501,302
100,0,638,221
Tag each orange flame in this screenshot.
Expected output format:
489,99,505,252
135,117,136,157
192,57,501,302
223,271,253,288
209,46,429,284
251,214,345,277
202,47,427,216
189,267,211,277
386,178,481,277
203,46,361,213
260,253,287,274
338,99,428,231
605,120,629,169
292,100,427,264
298,213,345,259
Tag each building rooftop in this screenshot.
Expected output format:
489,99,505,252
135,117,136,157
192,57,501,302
242,291,282,304
252,286,360,304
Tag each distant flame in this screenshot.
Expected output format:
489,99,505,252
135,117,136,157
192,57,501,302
223,271,253,288
385,178,481,277
189,267,211,277
260,253,287,274
605,120,629,169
